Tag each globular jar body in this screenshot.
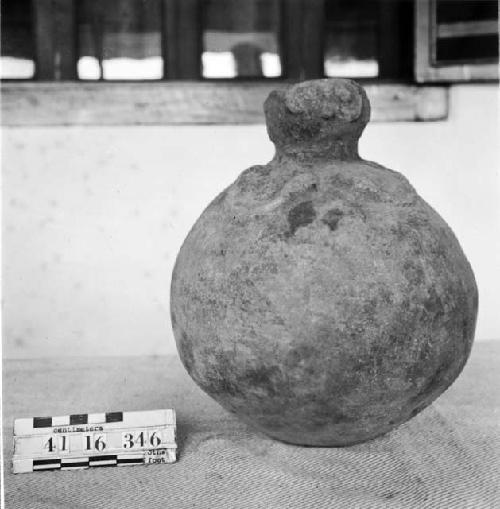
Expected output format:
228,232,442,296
170,79,478,446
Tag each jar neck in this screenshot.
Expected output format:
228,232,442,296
273,137,360,163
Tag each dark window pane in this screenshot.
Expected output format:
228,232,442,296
77,0,163,80
436,34,499,63
1,0,35,79
201,0,282,78
324,0,379,78
437,0,498,24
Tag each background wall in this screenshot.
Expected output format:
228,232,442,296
3,84,499,358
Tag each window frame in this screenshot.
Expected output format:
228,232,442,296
415,0,499,83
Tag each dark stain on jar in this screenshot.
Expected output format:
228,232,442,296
178,330,195,370
288,201,316,235
321,208,344,231
423,287,445,318
239,366,283,397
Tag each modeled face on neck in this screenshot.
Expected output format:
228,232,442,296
264,78,371,157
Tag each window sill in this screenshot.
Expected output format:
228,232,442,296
1,81,449,126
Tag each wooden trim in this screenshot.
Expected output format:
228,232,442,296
282,0,304,79
282,0,324,80
1,82,448,126
417,63,498,82
378,1,401,80
89,2,105,80
430,0,438,66
163,0,201,79
437,20,499,39
32,0,76,80
301,0,325,79
32,0,53,79
415,0,499,83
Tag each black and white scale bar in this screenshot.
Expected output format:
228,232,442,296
85,454,147,467
14,409,175,436
33,458,61,471
61,458,90,469
14,453,156,473
117,457,144,465
32,412,123,428
89,455,118,467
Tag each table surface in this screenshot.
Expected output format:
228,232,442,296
3,341,499,509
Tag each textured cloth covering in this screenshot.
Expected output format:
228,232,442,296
3,342,499,509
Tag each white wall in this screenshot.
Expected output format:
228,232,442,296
3,84,499,358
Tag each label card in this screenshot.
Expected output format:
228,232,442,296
13,409,177,474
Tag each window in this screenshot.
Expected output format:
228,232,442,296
201,0,282,78
32,0,77,80
323,0,413,80
1,0,417,81
416,0,499,81
77,0,164,80
324,0,380,78
2,0,498,82
0,0,35,79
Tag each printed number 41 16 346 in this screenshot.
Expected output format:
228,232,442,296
42,429,163,454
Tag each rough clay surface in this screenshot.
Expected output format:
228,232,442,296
170,79,478,446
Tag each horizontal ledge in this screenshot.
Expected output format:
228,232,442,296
437,20,499,39
416,63,499,83
1,81,449,126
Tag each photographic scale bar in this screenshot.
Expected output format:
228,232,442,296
14,449,177,473
13,408,177,474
